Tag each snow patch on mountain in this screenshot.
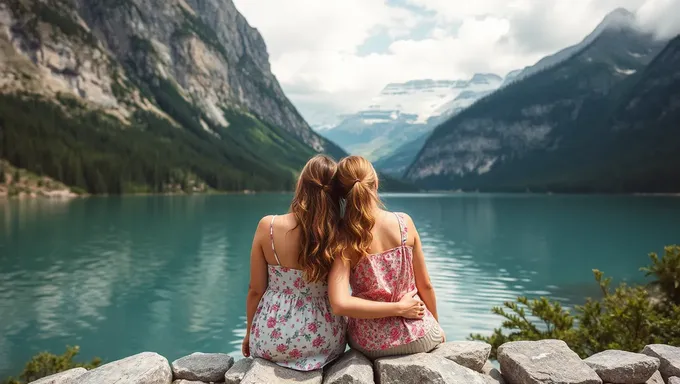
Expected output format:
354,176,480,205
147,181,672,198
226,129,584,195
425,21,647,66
351,73,503,127
321,73,504,162
615,67,637,75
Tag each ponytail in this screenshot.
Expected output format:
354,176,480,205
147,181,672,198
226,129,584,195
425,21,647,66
290,155,339,283
332,156,382,265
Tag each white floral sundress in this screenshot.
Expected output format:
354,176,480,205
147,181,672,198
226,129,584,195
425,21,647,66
249,215,347,371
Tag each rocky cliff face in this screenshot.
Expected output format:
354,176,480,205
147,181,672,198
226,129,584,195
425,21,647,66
0,0,344,193
406,10,677,193
0,0,137,119
75,0,334,152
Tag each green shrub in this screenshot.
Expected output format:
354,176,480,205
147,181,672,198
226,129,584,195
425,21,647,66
572,270,677,357
641,245,680,305
471,245,680,358
2,346,101,384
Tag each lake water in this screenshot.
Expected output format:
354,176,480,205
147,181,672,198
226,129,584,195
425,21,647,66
1,194,679,377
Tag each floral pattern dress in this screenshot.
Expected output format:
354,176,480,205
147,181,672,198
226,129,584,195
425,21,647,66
250,216,347,371
348,212,439,351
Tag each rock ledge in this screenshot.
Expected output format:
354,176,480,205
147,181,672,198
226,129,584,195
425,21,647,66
26,342,680,384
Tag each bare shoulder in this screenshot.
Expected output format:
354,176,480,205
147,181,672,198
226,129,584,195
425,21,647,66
266,213,299,237
255,215,275,234
277,212,296,221
257,215,274,227
274,213,297,228
397,212,416,228
398,212,419,239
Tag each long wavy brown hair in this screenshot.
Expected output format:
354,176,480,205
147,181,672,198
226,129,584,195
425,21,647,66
331,156,383,266
290,154,340,283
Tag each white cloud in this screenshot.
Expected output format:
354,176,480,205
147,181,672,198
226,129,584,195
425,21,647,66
234,0,416,56
233,0,678,126
636,0,680,38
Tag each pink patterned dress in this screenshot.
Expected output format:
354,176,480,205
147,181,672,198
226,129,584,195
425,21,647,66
250,216,347,371
348,212,440,354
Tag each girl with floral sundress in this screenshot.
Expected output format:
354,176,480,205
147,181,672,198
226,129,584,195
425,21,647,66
328,155,445,359
242,155,425,371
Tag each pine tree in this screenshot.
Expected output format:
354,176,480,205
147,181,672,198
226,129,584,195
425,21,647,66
93,170,107,194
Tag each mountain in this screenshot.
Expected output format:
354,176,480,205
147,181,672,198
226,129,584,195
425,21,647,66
500,69,523,87
0,0,344,194
406,9,677,192
322,74,503,165
581,35,680,192
373,132,429,177
502,8,636,87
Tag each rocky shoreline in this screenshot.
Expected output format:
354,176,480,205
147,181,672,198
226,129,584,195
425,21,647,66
0,161,79,199
29,340,680,384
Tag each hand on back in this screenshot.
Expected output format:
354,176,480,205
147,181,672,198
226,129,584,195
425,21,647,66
397,289,426,319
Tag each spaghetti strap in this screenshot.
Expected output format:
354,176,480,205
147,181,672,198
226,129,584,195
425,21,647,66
270,215,281,265
393,212,407,246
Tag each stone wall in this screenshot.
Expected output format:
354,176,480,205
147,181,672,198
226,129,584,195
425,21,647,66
29,340,680,384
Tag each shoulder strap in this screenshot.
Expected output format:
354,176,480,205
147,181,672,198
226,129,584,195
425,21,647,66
394,212,407,246
269,215,281,265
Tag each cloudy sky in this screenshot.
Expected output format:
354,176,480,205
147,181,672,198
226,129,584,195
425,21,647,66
233,0,680,127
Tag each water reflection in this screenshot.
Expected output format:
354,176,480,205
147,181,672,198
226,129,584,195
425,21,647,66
1,194,679,377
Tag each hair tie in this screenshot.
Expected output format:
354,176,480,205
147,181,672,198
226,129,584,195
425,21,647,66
353,178,361,185
311,180,330,193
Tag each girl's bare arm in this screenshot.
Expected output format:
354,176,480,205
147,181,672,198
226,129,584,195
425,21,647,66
328,257,424,319
408,214,439,321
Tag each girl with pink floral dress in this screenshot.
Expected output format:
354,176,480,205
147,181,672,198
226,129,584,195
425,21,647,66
329,156,444,359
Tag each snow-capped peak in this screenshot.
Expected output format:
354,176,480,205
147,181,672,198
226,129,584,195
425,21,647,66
368,73,503,124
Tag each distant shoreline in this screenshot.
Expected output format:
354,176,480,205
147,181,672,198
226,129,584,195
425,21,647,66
3,190,680,200
384,190,680,197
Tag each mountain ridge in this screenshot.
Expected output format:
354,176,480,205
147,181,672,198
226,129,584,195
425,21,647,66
405,15,677,193
502,8,637,87
0,0,346,194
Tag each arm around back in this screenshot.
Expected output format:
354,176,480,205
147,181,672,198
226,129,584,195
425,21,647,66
328,256,426,319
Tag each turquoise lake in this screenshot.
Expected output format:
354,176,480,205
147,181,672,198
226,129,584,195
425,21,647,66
1,194,679,377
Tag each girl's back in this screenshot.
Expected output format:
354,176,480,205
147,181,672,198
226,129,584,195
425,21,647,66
243,155,347,371
328,155,443,359
347,211,439,355
249,214,346,371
